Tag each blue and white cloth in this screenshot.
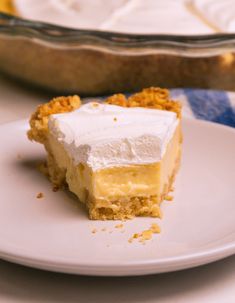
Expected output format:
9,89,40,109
171,89,235,128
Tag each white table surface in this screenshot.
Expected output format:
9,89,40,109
0,74,235,303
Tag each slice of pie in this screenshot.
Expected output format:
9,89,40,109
28,87,182,220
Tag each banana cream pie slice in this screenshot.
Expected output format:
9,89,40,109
28,88,182,220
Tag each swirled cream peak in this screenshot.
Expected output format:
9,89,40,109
48,102,178,170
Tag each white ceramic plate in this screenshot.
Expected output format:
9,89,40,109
0,118,234,276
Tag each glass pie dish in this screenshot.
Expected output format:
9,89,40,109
1,12,235,96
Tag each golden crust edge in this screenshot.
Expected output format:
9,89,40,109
105,87,182,118
27,95,81,144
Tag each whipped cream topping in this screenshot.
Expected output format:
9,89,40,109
48,102,178,171
14,0,215,34
192,0,235,33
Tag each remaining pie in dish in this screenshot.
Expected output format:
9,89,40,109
27,87,182,220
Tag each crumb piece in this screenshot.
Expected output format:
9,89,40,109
128,233,140,243
91,228,97,234
91,102,99,108
121,229,125,233
115,223,124,229
170,187,175,192
52,185,59,192
165,195,173,201
113,117,117,122
105,93,127,107
129,223,161,243
150,223,161,234
106,244,110,248
101,227,107,232
36,192,44,199
109,231,113,234
142,230,153,240
133,233,140,239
